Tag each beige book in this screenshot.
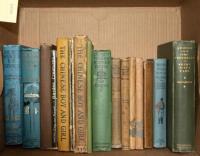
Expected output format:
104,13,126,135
112,58,121,148
129,57,136,150
120,58,130,150
135,58,144,150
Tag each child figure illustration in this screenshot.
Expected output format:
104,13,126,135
156,98,165,124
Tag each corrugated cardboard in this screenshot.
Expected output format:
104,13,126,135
19,7,181,58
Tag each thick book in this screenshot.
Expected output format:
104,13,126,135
74,35,88,153
158,41,197,152
153,59,167,148
121,58,130,150
3,45,23,145
0,49,4,151
112,58,121,148
21,47,40,148
135,58,144,150
40,44,53,149
56,37,70,151
51,46,57,148
92,50,112,152
129,57,136,150
87,40,93,153
144,59,153,148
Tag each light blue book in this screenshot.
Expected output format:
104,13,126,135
21,47,40,148
3,45,23,145
153,59,167,148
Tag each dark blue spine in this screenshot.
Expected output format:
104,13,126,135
3,45,23,145
21,48,40,148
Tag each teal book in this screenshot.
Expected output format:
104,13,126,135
21,47,40,148
3,45,23,145
153,59,167,148
92,50,112,151
158,41,197,152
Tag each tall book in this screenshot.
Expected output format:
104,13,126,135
121,58,130,150
153,59,167,148
129,57,136,150
56,37,70,151
40,44,53,149
87,40,93,153
112,58,121,148
69,38,75,151
74,35,88,153
92,50,112,151
158,41,197,152
144,59,153,148
0,49,4,151
135,58,144,150
51,46,57,148
21,47,40,148
3,45,23,145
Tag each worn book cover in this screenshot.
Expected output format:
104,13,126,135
3,45,23,145
144,59,153,148
121,58,130,150
21,47,40,148
135,58,144,150
158,41,197,152
40,44,53,149
112,58,121,148
56,37,70,151
153,59,167,148
129,57,136,150
92,50,112,152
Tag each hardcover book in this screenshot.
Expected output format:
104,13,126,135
92,50,112,152
135,58,144,150
56,37,70,151
40,44,53,149
153,59,167,148
3,45,23,145
21,47,40,148
121,58,130,150
158,41,197,152
129,57,136,150
144,59,154,148
112,58,121,148
74,35,88,153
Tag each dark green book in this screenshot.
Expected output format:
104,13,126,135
92,50,112,151
157,41,197,152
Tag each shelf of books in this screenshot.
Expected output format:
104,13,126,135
0,0,200,156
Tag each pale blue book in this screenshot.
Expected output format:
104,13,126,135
153,59,167,148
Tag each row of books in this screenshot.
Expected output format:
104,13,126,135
0,36,197,153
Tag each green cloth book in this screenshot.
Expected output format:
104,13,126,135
157,41,197,152
92,50,112,152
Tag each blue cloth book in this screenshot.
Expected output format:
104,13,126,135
21,47,40,148
3,45,23,145
153,59,167,148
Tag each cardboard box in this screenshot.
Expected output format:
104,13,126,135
0,0,199,155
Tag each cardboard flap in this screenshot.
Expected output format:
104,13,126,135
0,50,3,95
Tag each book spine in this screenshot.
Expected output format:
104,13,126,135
172,42,196,152
135,58,144,150
56,38,70,151
92,50,112,151
121,58,130,150
153,59,167,148
144,60,153,148
74,35,88,153
112,58,121,148
69,39,75,151
21,48,40,148
129,57,136,150
3,45,23,145
40,44,53,149
51,47,58,148
87,40,93,153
